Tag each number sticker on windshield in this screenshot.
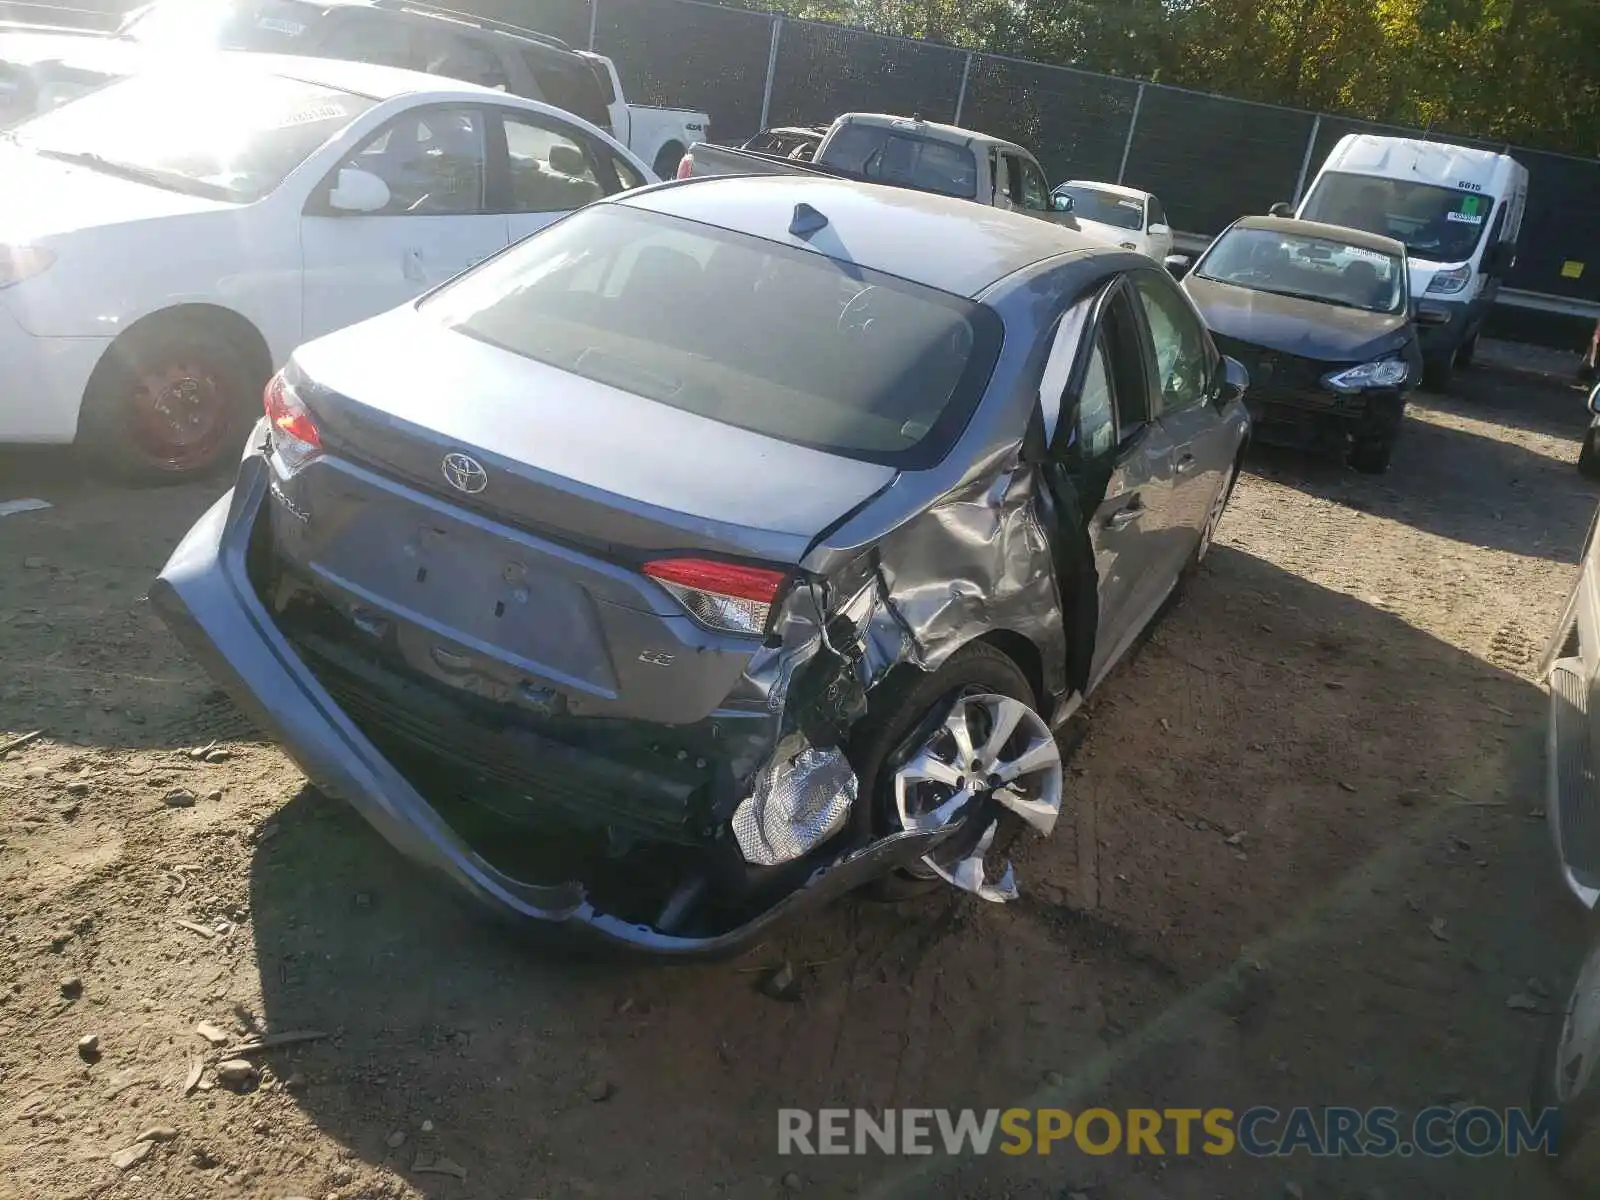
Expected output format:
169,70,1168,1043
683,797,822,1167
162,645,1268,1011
1446,194,1486,224
271,103,348,129
256,17,307,35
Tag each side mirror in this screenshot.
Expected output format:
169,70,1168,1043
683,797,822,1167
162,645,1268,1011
1268,201,1295,218
1483,242,1514,278
1163,254,1192,279
1051,192,1074,214
326,167,391,215
1587,380,1600,416
1148,222,1171,237
1217,355,1248,404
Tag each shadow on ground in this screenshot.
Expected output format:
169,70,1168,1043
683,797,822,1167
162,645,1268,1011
240,544,1586,1199
1246,369,1595,563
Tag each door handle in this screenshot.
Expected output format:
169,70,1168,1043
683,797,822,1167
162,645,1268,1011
1106,502,1143,530
1176,453,1199,475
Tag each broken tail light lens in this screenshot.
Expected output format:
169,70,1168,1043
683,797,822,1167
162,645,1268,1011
643,558,787,637
263,370,322,473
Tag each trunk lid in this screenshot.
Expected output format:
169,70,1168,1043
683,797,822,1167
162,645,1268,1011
291,304,896,564
275,306,897,724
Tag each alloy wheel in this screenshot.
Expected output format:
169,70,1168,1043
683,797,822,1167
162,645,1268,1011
891,691,1062,895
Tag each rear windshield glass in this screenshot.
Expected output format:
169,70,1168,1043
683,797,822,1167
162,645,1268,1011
821,124,978,199
1299,170,1495,263
421,205,1001,468
1056,185,1144,231
1195,226,1407,314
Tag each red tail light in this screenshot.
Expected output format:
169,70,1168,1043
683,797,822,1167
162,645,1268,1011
643,557,787,636
675,152,694,180
264,371,321,449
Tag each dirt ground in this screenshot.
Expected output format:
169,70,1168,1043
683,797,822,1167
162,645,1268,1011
1,364,1597,1200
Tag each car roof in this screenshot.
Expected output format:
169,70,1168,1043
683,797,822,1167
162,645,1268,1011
1059,180,1152,202
835,113,1032,157
620,174,1108,298
1233,214,1408,257
1330,133,1523,181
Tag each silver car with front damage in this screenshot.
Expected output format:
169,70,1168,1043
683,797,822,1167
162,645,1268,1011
152,174,1250,955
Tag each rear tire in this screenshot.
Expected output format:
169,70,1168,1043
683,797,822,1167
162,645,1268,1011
1421,349,1456,393
1532,920,1600,1195
848,643,1042,902
77,323,256,485
1183,456,1239,580
1580,429,1600,480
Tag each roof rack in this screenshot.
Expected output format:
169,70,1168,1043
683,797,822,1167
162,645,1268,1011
367,0,577,52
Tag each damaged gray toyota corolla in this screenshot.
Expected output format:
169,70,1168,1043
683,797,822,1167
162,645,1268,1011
152,175,1250,955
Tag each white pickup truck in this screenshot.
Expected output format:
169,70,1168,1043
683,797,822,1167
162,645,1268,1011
1,0,709,176
678,113,1079,228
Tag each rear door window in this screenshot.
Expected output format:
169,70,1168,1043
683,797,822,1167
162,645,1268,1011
521,47,611,129
822,124,978,199
500,112,606,212
414,28,509,89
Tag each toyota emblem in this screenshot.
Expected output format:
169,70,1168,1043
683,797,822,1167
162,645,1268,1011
441,452,488,495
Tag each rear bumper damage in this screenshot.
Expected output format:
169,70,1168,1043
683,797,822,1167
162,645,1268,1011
151,451,977,955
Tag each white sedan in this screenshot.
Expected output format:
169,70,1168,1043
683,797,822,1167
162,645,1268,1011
0,52,653,479
1051,181,1174,261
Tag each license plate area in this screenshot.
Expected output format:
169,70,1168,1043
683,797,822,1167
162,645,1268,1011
302,494,616,690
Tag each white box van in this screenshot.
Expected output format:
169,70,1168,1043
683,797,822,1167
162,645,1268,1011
1283,134,1528,390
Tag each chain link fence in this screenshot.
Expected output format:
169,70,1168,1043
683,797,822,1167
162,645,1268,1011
573,0,1600,306
5,0,1597,305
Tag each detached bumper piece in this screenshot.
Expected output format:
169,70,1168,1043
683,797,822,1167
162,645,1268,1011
151,455,953,957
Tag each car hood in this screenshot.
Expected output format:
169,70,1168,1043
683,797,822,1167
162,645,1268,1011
1183,275,1409,360
1071,217,1142,249
0,143,232,240
291,304,900,564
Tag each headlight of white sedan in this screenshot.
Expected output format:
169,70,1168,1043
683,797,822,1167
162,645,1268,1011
1323,358,1409,392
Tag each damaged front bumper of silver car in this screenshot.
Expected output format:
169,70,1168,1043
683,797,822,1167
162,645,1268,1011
151,445,1063,956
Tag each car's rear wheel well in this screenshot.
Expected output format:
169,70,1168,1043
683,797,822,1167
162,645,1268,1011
972,630,1046,711
653,141,686,179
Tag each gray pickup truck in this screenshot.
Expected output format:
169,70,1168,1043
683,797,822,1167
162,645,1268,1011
677,112,1080,229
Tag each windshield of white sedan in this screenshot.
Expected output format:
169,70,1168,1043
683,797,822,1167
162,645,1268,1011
1299,171,1495,262
119,0,318,50
1057,186,1144,231
1196,227,1406,314
15,70,374,202
423,205,1000,467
